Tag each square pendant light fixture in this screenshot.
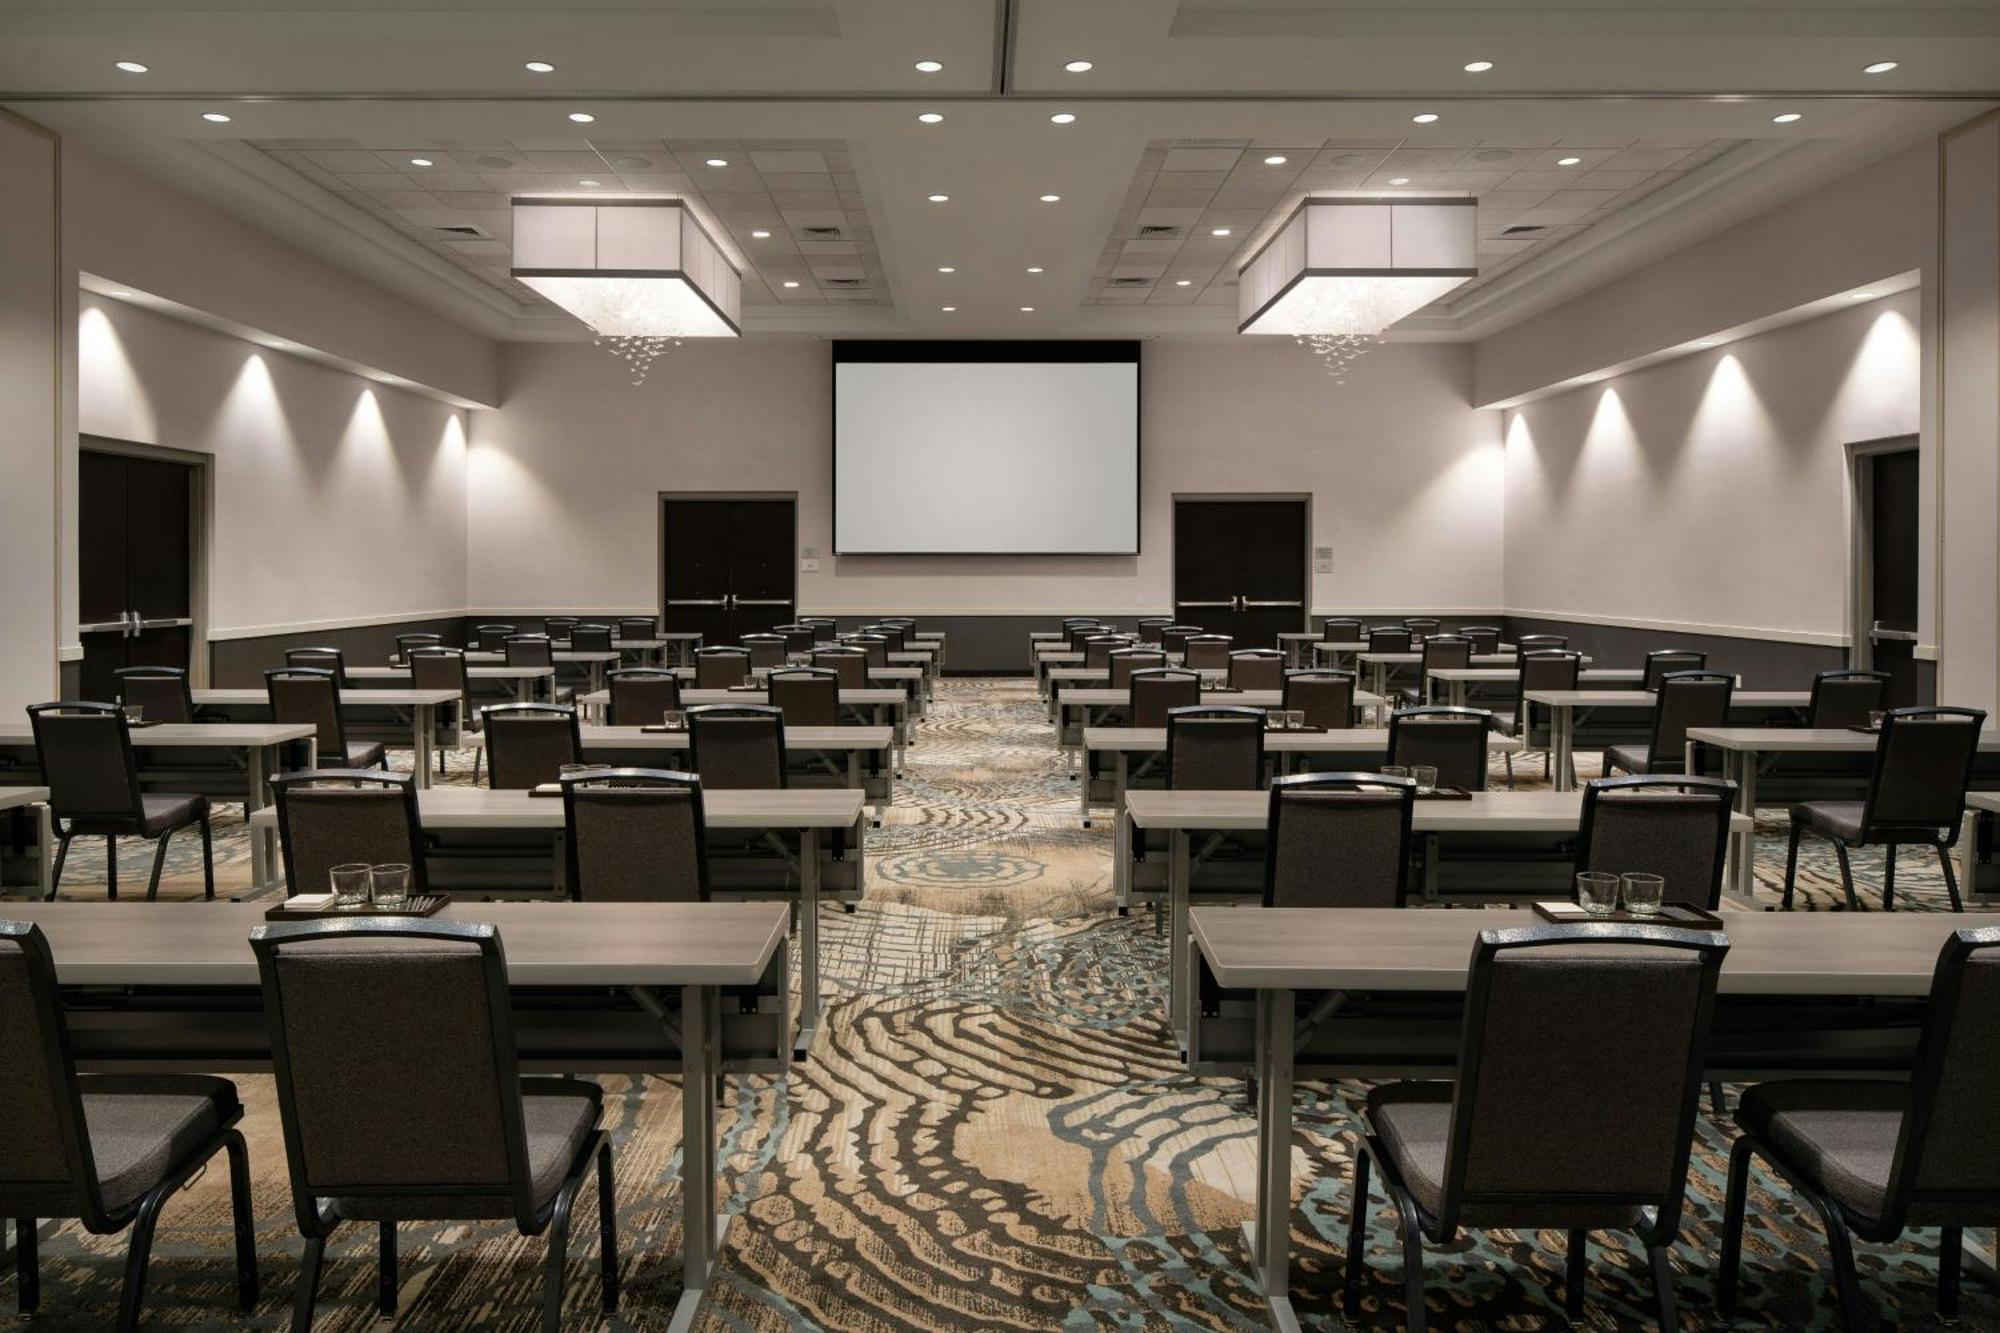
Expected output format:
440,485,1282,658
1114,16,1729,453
511,198,741,338
1237,197,1476,336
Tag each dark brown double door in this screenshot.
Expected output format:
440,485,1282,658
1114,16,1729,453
78,447,198,701
1172,497,1308,648
661,497,797,643
1860,446,1921,707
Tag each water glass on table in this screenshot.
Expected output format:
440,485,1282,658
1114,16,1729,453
370,863,411,910
1411,764,1438,795
662,709,686,732
1575,871,1620,915
1621,872,1666,916
330,863,372,910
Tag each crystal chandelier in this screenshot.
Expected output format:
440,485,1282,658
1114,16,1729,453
511,198,741,385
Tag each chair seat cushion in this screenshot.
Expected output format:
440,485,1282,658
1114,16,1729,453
138,792,208,836
80,1073,239,1214
1604,743,1651,774
1790,801,1866,843
1366,1081,1453,1220
1736,1080,1905,1226
342,742,386,770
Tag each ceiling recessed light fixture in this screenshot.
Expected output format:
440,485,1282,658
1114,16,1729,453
1388,177,1411,185
750,229,772,238
928,193,950,203
1863,59,1899,74
1462,60,1493,72
1026,266,1044,273
1264,155,1288,165
918,111,944,124
1019,306,1034,312
115,60,148,73
1064,59,1093,73
200,111,231,123
1175,279,1192,287
941,305,957,311
1050,112,1076,124
914,58,943,72
704,157,728,167
567,111,595,123
1556,156,1582,166
410,157,434,167
782,280,800,288
1772,112,1803,124
937,266,955,273
1212,227,1232,236
1411,112,1440,124
1039,193,1061,202
524,60,555,73
579,179,600,186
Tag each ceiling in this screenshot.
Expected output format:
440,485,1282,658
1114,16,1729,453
3,1,1994,343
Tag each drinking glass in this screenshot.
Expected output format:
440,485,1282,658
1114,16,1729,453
558,762,592,782
1575,871,1620,915
1621,872,1666,917
1380,765,1408,780
662,709,686,732
743,673,760,689
123,704,145,725
1411,764,1438,795
370,863,411,910
330,863,371,910
1868,710,1886,729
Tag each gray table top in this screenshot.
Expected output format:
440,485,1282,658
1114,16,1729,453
0,785,50,810
0,722,316,747
465,650,621,664
0,900,789,987
1083,726,1523,753
1525,689,1810,708
1192,906,2000,996
464,724,893,752
193,688,460,708
1356,652,1525,666
1686,725,2000,752
671,665,923,682
353,665,553,681
1969,792,2000,813
1427,667,1641,683
578,687,904,707
1058,687,1388,708
1126,788,1752,833
247,785,865,831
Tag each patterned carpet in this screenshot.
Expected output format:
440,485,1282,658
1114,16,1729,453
5,678,1990,1330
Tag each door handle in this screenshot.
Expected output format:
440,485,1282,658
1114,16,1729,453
665,599,728,607
1869,620,1919,643
1244,600,1305,608
126,610,142,639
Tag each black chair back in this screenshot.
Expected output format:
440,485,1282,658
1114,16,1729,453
25,702,143,826
1366,626,1413,653
1515,633,1569,653
686,704,786,790
1264,773,1415,908
1459,625,1503,654
1576,775,1735,910
1160,625,1204,658
568,624,614,653
503,635,554,669
768,668,841,726
479,703,582,790
1165,705,1266,791
1183,635,1232,671
1064,623,1106,652
473,623,516,652
1862,707,1989,836
285,647,346,687
695,646,752,690
772,624,817,655
1228,649,1284,691
1807,669,1889,729
1108,648,1166,689
1420,635,1474,672
393,633,443,664
1135,618,1173,645
271,769,426,896
843,635,889,670
1283,670,1356,730
1320,617,1364,643
741,634,788,670
1403,617,1442,640
1512,650,1582,744
114,665,194,723
1643,649,1709,691
1082,635,1129,670
1130,668,1201,729
1647,672,1734,773
407,647,470,706
797,617,838,644
560,768,708,903
1879,927,2000,1229
865,623,910,652
811,647,868,690
1388,706,1491,791
542,616,579,641
606,668,680,727
616,617,658,643
266,668,355,767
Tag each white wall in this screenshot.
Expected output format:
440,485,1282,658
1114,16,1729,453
1502,289,1921,646
77,293,469,639
467,338,1504,616
0,112,60,713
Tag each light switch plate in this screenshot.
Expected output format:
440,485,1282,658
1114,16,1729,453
801,557,821,573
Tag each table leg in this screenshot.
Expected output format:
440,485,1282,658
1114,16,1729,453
670,982,729,1333
1169,829,1191,1046
1552,704,1575,793
797,829,820,1055
1724,749,1759,906
248,743,274,889
35,802,54,900
1243,986,1300,1333
1113,752,1130,909
412,703,433,790
1962,811,1982,903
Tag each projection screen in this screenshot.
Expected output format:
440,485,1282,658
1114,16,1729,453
832,341,1141,555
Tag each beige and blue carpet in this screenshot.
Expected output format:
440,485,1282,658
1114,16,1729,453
5,678,1990,1329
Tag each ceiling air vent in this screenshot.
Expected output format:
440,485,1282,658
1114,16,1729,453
1109,276,1152,288
1137,224,1181,238
1500,224,1547,237
800,225,847,239
434,224,492,238
822,278,867,288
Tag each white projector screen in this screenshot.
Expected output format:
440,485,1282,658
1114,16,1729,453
832,343,1140,555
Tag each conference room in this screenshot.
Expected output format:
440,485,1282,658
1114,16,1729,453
3,3,1999,1330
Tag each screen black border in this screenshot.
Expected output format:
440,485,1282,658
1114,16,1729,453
830,340,1143,557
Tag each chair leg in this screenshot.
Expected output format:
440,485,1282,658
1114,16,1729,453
542,1180,577,1333
106,833,117,900
1707,1081,1728,1117
596,1141,620,1313
1881,844,1897,911
1341,1149,1372,1316
1393,1194,1428,1333
1647,1241,1678,1329
1800,1183,1865,1332
1937,843,1964,913
1832,840,1859,911
115,1182,171,1333
48,834,69,901
1782,820,1805,910
199,813,215,901
1715,1136,1754,1316
377,1222,397,1317
225,1131,259,1311
1939,1225,1963,1319
145,828,173,901
13,1218,38,1313
1563,1229,1587,1320
291,1235,325,1333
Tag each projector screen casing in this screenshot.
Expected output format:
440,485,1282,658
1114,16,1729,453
832,341,1141,556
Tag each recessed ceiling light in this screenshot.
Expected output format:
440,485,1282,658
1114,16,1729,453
1863,60,1899,74
704,157,728,167
782,280,800,288
1211,227,1232,236
1019,306,1035,312
1064,59,1094,73
567,111,595,123
1175,279,1192,287
1263,155,1288,165
1772,112,1803,124
918,111,944,124
524,60,555,73
1026,266,1044,273
914,59,943,73
1050,112,1076,124
114,60,148,74
1040,193,1061,202
1463,60,1493,72
1411,112,1440,124
409,157,434,167
200,111,232,123
579,179,600,186
937,266,956,273
1388,177,1411,185
928,193,950,203
941,305,957,311
1557,156,1582,166
750,229,772,238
